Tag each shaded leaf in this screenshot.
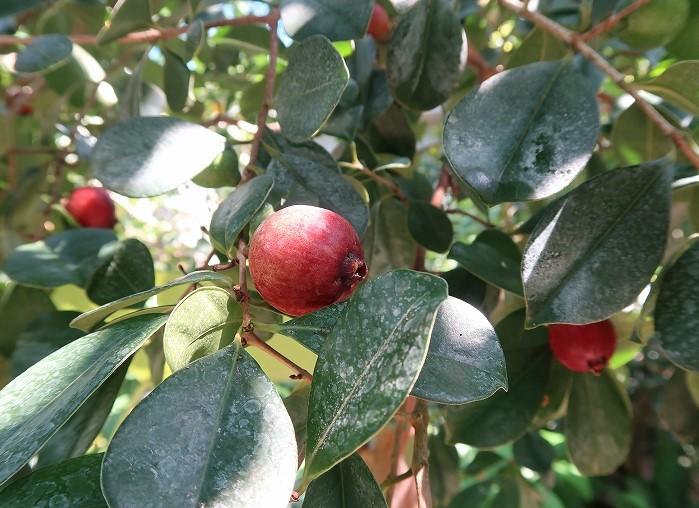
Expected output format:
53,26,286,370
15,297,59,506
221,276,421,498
163,49,191,112
659,371,699,445
639,61,699,117
192,148,240,189
611,104,673,164
513,432,556,473
428,434,461,507
275,302,347,354
14,35,73,74
97,0,152,45
408,201,453,253
304,454,387,508
0,0,43,17
284,384,311,466
619,0,689,50
0,285,54,357
280,0,373,41
363,198,417,277
507,28,568,68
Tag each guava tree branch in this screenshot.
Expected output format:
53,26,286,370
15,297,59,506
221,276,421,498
581,0,650,41
498,0,699,170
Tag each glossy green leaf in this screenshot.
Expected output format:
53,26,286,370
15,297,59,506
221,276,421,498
566,371,632,476
443,60,599,205
619,0,689,49
654,239,699,371
101,345,297,508
412,296,507,404
407,201,454,253
507,28,568,68
449,229,523,295
610,104,673,164
14,35,73,74
70,271,233,332
0,454,106,508
86,238,155,305
639,61,699,116
513,432,556,473
280,0,373,41
92,117,225,197
0,285,54,357
363,198,417,277
3,229,118,288
303,270,448,486
275,302,347,354
97,0,152,45
0,314,167,487
163,49,191,112
444,310,551,448
163,287,242,372
277,35,349,142
304,454,387,508
209,174,274,256
387,0,466,110
522,161,672,326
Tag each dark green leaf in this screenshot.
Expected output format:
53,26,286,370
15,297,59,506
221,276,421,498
101,345,297,508
364,102,416,158
513,432,556,473
566,371,632,476
363,198,417,277
163,287,242,372
619,0,689,50
0,454,106,508
443,60,599,205
97,0,152,45
92,117,225,197
667,1,699,60
407,201,453,253
275,302,347,354
192,148,240,188
14,35,73,74
447,482,496,508
639,61,699,116
280,0,373,41
304,454,387,508
428,434,461,507
412,296,507,404
611,104,673,164
184,19,206,61
163,49,191,112
0,285,54,357
387,0,466,110
440,267,487,310
303,270,448,486
507,28,568,68
522,161,672,326
0,0,43,17
277,35,349,142
284,384,311,466
0,314,167,487
659,371,699,444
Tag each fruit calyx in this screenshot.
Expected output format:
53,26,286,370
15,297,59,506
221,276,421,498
340,251,368,287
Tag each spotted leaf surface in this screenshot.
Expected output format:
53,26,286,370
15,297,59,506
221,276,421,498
304,454,387,508
303,270,448,486
101,345,297,508
522,161,671,326
276,302,347,354
0,314,167,487
443,60,599,205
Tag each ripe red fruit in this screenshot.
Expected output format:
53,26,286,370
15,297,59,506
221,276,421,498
65,187,117,229
367,4,391,42
5,89,34,116
249,205,368,317
548,320,617,374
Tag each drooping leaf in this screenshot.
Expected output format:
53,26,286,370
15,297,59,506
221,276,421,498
0,314,167,487
412,296,507,404
163,287,242,372
303,454,387,508
407,201,454,253
14,35,74,74
275,302,347,354
280,0,373,41
277,35,349,142
92,117,225,197
303,270,448,486
522,161,671,326
0,454,106,508
387,0,467,110
0,285,54,357
638,61,699,117
610,104,673,164
70,271,232,332
363,197,417,277
97,0,152,45
566,371,632,476
443,60,599,205
3,228,118,288
163,49,191,112
513,432,556,474
101,345,297,508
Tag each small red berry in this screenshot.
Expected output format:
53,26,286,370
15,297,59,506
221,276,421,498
367,3,391,42
65,187,117,229
548,320,617,374
248,205,368,317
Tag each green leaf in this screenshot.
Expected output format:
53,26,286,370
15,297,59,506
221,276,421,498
667,1,699,60
163,49,191,112
275,302,347,354
3,228,118,288
14,35,73,74
444,309,551,448
97,0,152,45
513,432,556,474
284,384,311,466
610,104,673,165
362,198,417,277
304,454,387,508
619,0,690,50
70,271,233,332
507,28,568,68
566,371,632,476
449,229,523,296
92,117,225,197
447,482,496,508
443,60,599,205
654,239,699,371
0,0,43,17
192,148,240,188
277,35,349,142
0,314,167,487
209,174,274,256
0,454,106,508
163,287,242,372
280,0,373,41
86,238,155,305
412,296,507,404
659,371,699,444
428,434,461,507
101,345,297,508
522,161,672,326
184,19,206,61
639,61,699,117
0,285,54,357
303,270,447,486
387,0,467,111
407,201,453,253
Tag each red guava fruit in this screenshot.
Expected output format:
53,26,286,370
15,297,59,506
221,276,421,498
367,4,391,42
548,320,617,374
65,187,117,229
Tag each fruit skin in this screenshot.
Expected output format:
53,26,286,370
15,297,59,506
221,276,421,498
249,205,367,317
548,320,617,374
65,187,117,229
5,89,34,116
367,3,391,42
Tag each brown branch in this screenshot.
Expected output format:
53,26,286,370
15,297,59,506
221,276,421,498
411,399,432,508
242,329,313,382
356,165,408,202
581,0,650,42
242,8,280,182
445,208,495,228
381,468,414,490
498,0,699,171
467,46,499,82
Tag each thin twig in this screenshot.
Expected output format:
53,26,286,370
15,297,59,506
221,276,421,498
467,46,499,82
581,0,650,41
410,399,432,508
355,164,408,202
382,468,414,490
242,329,313,382
498,0,699,170
445,208,495,228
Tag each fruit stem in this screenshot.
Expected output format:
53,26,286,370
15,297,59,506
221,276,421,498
242,330,313,382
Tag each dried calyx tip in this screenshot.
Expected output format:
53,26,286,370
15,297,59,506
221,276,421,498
341,252,368,286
